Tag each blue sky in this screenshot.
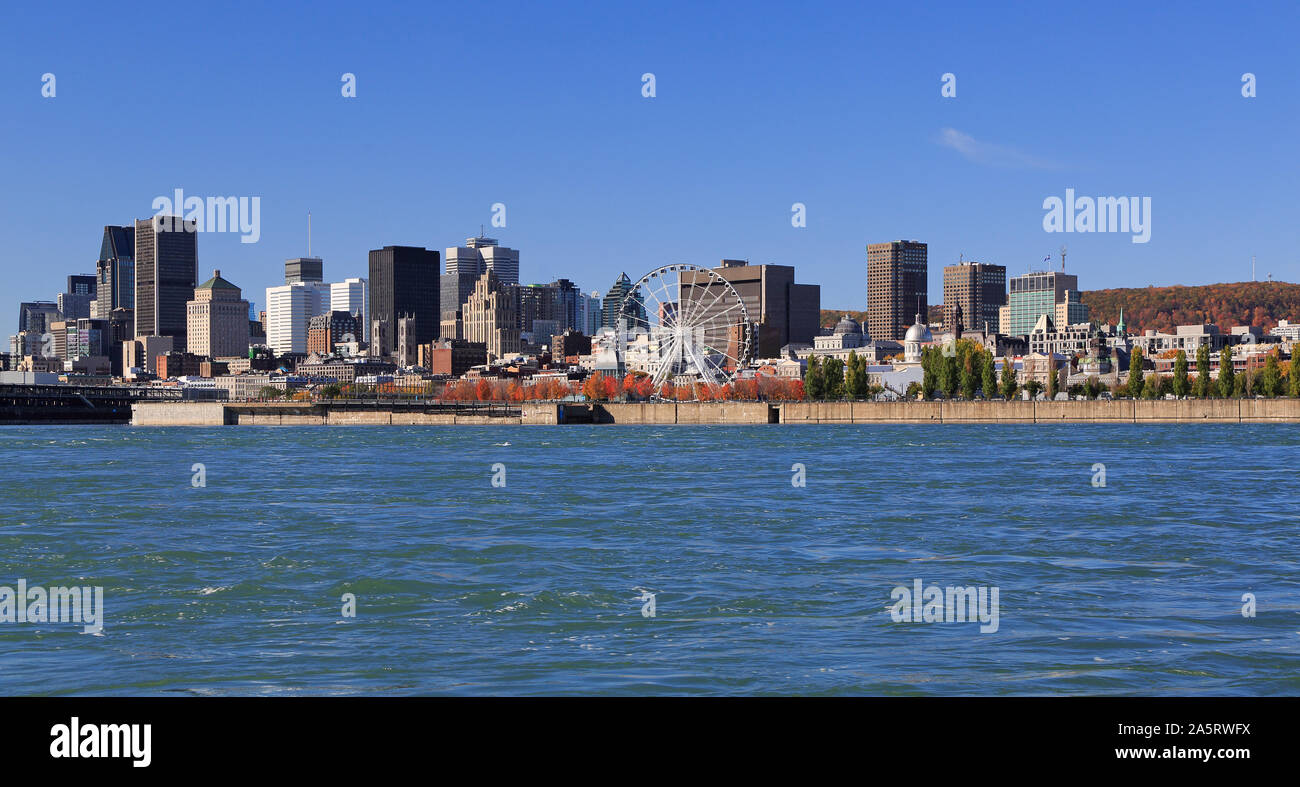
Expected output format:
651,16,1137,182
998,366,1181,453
2,0,1296,313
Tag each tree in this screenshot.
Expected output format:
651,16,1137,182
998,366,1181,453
921,348,938,399
981,350,997,398
822,357,845,400
1084,375,1102,400
1141,373,1160,399
959,345,978,400
1024,380,1043,399
319,383,342,400
845,350,870,400
1217,347,1235,398
1291,357,1300,398
1170,350,1188,397
1127,348,1144,398
1047,360,1059,399
804,356,824,400
257,385,282,400
999,355,1017,399
905,381,923,399
1194,344,1210,397
582,371,607,401
1259,353,1281,397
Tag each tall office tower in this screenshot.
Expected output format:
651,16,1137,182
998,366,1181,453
1005,270,1087,337
578,291,602,336
330,277,368,341
444,235,519,285
516,280,578,336
942,261,1007,334
134,216,198,351
439,271,480,340
17,301,61,334
462,270,521,360
867,240,928,341
601,273,645,328
368,245,439,349
681,260,821,358
94,225,135,319
285,257,324,284
107,307,133,376
187,270,251,358
264,281,329,355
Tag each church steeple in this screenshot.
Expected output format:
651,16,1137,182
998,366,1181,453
1117,307,1126,336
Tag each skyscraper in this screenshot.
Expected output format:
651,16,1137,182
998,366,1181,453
368,245,440,352
134,216,198,351
867,240,928,341
682,260,821,357
94,225,135,319
1004,270,1087,337
439,271,480,340
444,235,519,285
264,281,329,355
942,261,1006,334
462,270,521,360
601,273,644,329
285,257,324,284
187,269,251,358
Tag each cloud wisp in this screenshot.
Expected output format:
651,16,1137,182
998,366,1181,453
935,128,1061,170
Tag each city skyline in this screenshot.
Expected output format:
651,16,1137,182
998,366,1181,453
2,1,1297,309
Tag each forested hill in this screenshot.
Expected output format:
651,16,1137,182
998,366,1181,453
1079,281,1300,333
824,281,1300,334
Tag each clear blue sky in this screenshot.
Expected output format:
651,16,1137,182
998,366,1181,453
2,0,1296,313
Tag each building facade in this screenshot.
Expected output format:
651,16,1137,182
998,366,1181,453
462,270,521,360
187,270,251,359
134,216,198,351
867,240,928,341
368,245,440,352
943,261,1006,334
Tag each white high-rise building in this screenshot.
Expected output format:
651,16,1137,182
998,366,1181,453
265,282,329,355
444,235,519,285
330,277,368,341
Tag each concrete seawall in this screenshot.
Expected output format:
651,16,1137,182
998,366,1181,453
133,398,1300,426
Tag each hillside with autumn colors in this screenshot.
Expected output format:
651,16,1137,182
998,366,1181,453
825,281,1300,335
1079,281,1300,333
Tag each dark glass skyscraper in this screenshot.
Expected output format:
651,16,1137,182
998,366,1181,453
134,216,198,351
95,225,135,319
368,245,440,348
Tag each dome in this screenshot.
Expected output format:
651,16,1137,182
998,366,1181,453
833,315,863,335
904,314,932,343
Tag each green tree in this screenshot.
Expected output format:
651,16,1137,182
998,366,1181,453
999,355,1017,399
905,380,923,399
1291,357,1300,398
1217,347,1235,398
1141,373,1160,399
257,386,282,399
1259,353,1281,397
1195,344,1211,398
1024,380,1043,399
959,345,978,400
804,356,824,400
921,348,937,399
981,350,997,399
845,350,870,400
941,347,960,398
822,357,845,400
1172,350,1189,397
1127,348,1144,398
1084,375,1102,400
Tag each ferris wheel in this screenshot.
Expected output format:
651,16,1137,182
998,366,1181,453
616,264,752,390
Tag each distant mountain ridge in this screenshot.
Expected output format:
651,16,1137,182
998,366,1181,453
824,281,1300,335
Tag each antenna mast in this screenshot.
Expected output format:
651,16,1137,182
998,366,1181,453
1060,245,1067,272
